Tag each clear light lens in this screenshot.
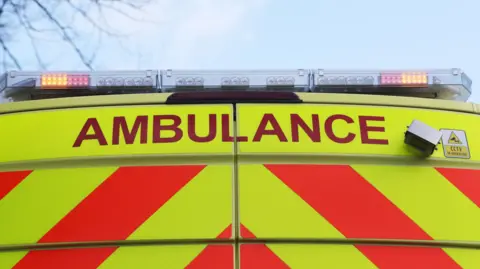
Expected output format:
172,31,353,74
115,78,124,86
364,76,374,84
266,77,276,85
95,76,153,87
125,78,134,86
318,77,328,84
176,78,185,86
221,77,249,86
194,77,204,85
285,77,295,85
105,78,114,86
221,77,231,85
266,76,295,86
175,77,203,86
318,76,374,86
134,78,142,86
144,77,153,86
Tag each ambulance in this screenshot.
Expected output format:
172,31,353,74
0,68,478,269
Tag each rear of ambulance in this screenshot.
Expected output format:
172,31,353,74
235,70,480,269
0,69,479,269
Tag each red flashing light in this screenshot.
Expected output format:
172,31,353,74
41,73,89,89
380,72,428,85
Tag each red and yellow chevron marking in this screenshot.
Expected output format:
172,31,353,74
239,225,289,269
239,164,480,268
0,171,32,200
185,226,234,269
2,164,479,268
0,165,232,269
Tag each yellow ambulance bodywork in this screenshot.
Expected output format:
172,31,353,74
0,93,479,269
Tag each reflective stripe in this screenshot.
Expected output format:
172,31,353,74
0,168,114,267
266,164,460,268
354,165,480,268
239,164,376,268
14,166,205,269
99,165,233,268
0,171,31,200
265,245,377,269
185,226,234,269
436,168,480,208
239,225,289,269
92,246,214,269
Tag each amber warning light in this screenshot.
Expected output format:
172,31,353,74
41,73,90,89
380,72,428,86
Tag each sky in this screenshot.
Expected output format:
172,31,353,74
5,0,480,102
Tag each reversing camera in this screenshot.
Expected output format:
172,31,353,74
404,120,442,157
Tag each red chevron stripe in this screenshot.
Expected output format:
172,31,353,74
266,164,461,269
0,170,32,200
13,165,205,269
240,224,289,269
186,224,289,269
185,225,233,269
436,168,480,207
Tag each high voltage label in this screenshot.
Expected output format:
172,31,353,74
440,129,470,159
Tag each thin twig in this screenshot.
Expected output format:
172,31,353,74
0,0,154,70
32,0,94,70
0,38,21,69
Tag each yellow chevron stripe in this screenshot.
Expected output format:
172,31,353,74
99,165,233,268
267,244,377,269
353,165,480,268
0,252,27,269
239,164,376,268
0,167,115,269
101,245,212,269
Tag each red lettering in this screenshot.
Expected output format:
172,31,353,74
221,114,248,142
73,118,108,147
188,114,217,142
153,115,183,143
112,116,148,145
291,114,320,142
253,114,288,142
359,116,388,145
325,114,355,143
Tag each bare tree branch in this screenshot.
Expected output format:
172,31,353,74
11,2,48,69
0,38,21,69
0,0,154,71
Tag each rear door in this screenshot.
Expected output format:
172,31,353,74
0,103,236,269
235,103,480,269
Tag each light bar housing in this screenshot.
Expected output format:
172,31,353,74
161,69,310,92
312,69,472,101
0,70,158,100
0,68,472,102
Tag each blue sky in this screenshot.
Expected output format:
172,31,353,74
5,0,480,101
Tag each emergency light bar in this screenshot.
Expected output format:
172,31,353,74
0,70,157,99
161,69,309,92
311,69,471,100
0,68,472,102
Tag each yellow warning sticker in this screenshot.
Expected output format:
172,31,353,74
444,145,469,158
448,132,462,144
440,129,470,159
